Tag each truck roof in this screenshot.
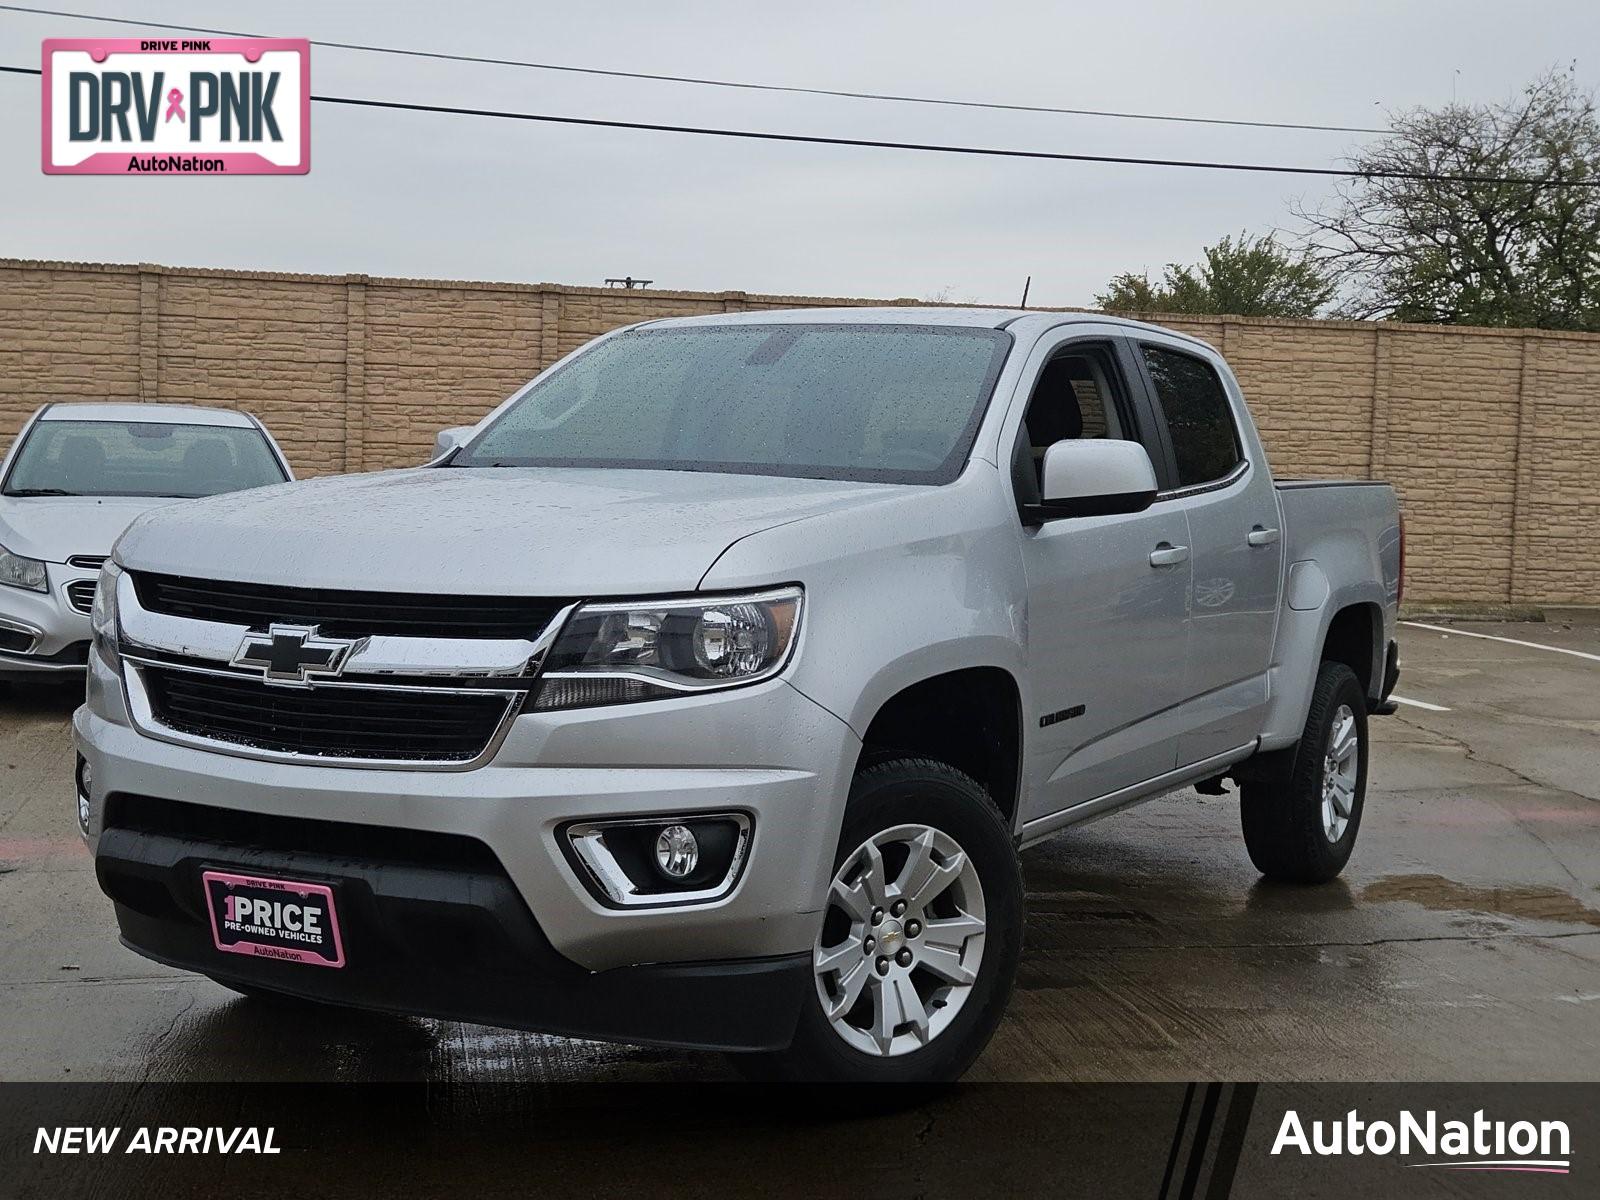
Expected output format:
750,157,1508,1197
36,402,258,428
638,306,1212,345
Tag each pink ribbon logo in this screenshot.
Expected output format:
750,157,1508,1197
164,87,185,123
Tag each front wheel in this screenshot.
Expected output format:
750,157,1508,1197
1240,660,1368,883
733,758,1022,1082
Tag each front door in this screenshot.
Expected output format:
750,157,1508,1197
1012,335,1193,825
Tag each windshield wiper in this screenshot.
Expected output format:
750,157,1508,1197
4,488,81,497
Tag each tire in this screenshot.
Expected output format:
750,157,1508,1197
731,757,1023,1082
1240,661,1368,883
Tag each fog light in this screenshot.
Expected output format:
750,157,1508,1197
654,824,699,878
562,813,750,907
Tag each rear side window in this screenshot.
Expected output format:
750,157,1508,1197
1141,346,1242,487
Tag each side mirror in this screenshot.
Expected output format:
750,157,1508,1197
1028,440,1159,522
432,426,473,460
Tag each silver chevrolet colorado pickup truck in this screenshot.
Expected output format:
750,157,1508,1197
76,309,1402,1082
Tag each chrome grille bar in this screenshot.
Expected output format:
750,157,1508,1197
112,571,575,770
116,572,574,679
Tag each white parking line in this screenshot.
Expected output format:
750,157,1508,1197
1401,621,1600,665
1390,695,1451,712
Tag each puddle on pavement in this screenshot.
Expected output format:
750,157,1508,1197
1363,873,1600,927
1245,878,1356,915
1024,890,1159,922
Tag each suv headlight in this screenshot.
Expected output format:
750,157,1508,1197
0,543,47,592
534,586,802,711
90,562,122,662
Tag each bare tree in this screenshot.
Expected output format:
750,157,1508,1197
1299,68,1600,329
922,285,982,305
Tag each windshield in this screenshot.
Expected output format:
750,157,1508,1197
3,420,288,498
452,324,1012,484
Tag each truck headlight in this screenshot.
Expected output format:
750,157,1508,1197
0,543,47,593
534,586,802,710
90,563,122,662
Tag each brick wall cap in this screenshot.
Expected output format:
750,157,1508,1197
10,256,1600,342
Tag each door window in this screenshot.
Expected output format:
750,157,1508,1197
1010,344,1135,505
1140,346,1242,488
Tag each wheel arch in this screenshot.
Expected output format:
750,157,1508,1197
853,664,1025,832
1320,600,1385,699
1259,581,1388,752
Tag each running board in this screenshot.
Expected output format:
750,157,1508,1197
1018,741,1257,848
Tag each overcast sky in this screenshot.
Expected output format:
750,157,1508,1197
3,1,1597,308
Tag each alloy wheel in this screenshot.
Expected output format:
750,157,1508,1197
1321,703,1359,842
812,823,987,1057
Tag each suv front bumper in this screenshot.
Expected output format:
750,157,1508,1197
0,562,96,679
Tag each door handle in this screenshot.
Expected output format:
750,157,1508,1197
1149,543,1190,568
1247,526,1281,547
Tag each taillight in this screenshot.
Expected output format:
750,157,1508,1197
1396,512,1406,605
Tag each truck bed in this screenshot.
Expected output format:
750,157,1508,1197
1276,479,1401,591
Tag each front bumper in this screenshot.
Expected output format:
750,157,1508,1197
96,810,811,1050
0,561,95,678
76,652,860,1046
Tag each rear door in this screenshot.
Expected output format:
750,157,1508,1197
1010,330,1193,824
1133,339,1283,765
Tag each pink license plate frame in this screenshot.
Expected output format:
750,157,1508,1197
202,869,346,969
41,38,312,175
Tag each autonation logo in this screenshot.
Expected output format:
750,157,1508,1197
1272,1108,1572,1175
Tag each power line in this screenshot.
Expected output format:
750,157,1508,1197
0,2,1390,135
7,63,1595,187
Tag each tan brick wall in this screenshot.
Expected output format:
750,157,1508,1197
3,257,1598,605
155,270,350,477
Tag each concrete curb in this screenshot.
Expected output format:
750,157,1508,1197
1400,603,1548,623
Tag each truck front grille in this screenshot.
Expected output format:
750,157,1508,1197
140,666,515,763
130,572,563,640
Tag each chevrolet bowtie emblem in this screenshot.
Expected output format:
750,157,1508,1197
231,624,360,687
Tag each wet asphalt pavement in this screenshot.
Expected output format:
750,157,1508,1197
2,621,1598,1083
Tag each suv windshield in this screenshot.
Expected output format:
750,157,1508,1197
3,420,288,498
452,324,1012,484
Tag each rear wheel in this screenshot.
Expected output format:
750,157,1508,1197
1240,660,1368,883
732,758,1022,1082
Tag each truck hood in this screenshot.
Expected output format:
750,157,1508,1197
0,495,180,563
114,467,912,595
